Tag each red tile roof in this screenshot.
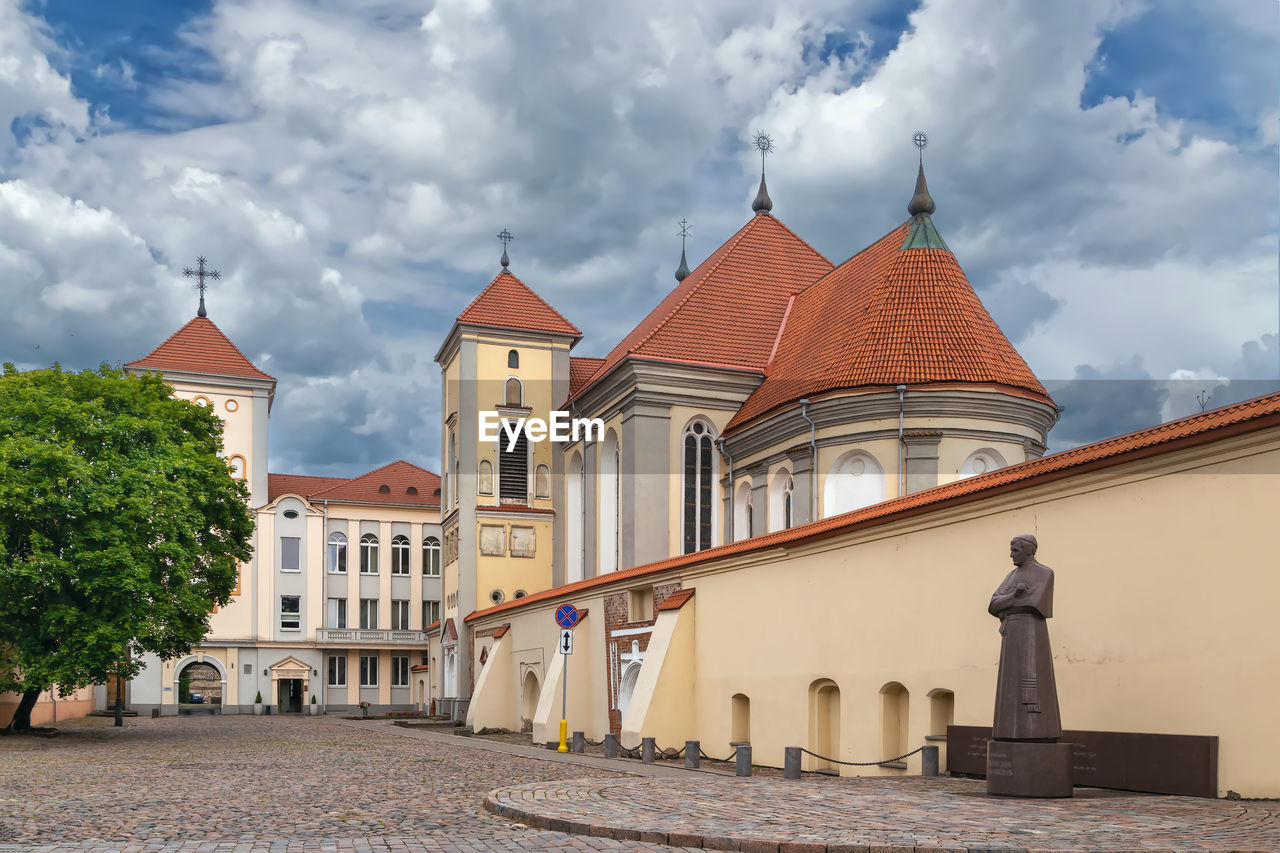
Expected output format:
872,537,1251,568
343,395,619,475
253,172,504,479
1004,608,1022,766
457,271,581,339
569,214,832,402
727,220,1050,433
268,473,350,502
492,624,510,639
126,317,275,382
468,389,1280,623
656,588,695,612
569,357,605,397
309,460,441,507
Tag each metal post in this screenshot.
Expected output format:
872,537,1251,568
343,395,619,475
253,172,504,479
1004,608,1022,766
735,744,752,777
922,744,939,776
557,650,568,752
642,737,655,763
604,733,618,758
572,731,585,754
784,746,802,779
114,670,123,727
685,740,700,770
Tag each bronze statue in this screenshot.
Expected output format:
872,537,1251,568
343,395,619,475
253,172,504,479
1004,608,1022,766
988,534,1061,741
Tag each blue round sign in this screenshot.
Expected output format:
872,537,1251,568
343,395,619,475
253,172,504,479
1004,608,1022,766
555,604,579,629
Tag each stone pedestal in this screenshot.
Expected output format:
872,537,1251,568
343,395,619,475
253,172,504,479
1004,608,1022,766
986,740,1073,797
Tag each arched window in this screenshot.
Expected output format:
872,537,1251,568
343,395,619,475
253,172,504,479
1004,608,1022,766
959,448,1008,479
769,469,794,532
567,451,584,583
823,451,886,517
681,420,716,553
478,459,494,495
508,349,519,369
360,533,379,574
733,480,753,542
422,536,441,577
227,455,246,480
599,430,620,573
328,532,347,574
535,463,551,499
391,534,410,575
505,377,522,406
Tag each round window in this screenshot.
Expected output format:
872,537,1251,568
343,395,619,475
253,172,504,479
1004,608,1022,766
489,589,505,605
224,399,239,412
283,509,299,519
514,589,527,599
192,395,210,407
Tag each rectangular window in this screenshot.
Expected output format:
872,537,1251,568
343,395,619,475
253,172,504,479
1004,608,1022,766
422,600,440,627
281,537,301,571
360,598,378,630
244,663,252,675
327,597,346,629
328,655,346,687
498,420,529,503
280,595,301,630
391,655,409,687
628,588,653,623
391,599,410,630
360,655,378,687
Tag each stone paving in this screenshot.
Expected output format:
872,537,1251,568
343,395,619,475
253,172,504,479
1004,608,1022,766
0,715,680,853
488,776,1280,852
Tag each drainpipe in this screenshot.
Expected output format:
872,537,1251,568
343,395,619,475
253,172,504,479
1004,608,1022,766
321,498,328,711
715,436,733,543
799,400,817,522
896,385,907,498
569,401,588,578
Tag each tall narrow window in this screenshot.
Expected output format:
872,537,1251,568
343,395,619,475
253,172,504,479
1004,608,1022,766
391,535,410,575
783,476,794,529
360,655,378,687
505,377,522,406
327,597,346,628
391,655,409,687
507,349,519,369
228,455,246,479
328,532,347,573
423,600,440,627
499,419,529,503
328,655,347,687
681,420,715,554
422,536,441,576
535,463,551,499
280,596,300,630
391,599,410,630
359,598,378,629
280,536,301,572
478,459,494,495
360,533,379,574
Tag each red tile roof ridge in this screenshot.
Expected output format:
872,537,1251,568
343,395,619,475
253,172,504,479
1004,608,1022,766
267,473,351,502
126,316,275,381
307,459,442,506
466,389,1280,623
456,270,581,337
765,294,795,372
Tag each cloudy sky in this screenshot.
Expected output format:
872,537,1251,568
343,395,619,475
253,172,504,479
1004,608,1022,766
2,0,1276,476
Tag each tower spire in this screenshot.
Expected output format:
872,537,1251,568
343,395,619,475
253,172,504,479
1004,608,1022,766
497,228,513,271
751,130,774,215
183,256,220,318
674,218,692,282
907,131,936,217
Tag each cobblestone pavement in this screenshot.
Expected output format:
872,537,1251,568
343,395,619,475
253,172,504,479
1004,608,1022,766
488,776,1280,852
0,715,683,853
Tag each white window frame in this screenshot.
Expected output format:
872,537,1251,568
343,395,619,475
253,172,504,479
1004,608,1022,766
280,595,300,631
359,655,378,687
327,655,346,687
423,537,441,577
359,598,378,630
391,534,410,575
280,536,301,572
423,600,440,627
327,597,346,629
391,655,410,687
328,532,347,573
360,533,379,574
391,599,409,630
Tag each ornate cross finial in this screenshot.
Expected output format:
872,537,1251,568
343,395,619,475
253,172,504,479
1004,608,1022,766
674,218,692,282
752,131,774,175
912,130,928,164
751,131,775,215
183,256,220,318
677,218,691,248
497,228,513,270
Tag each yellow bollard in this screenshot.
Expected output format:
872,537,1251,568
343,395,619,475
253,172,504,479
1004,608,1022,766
557,718,569,752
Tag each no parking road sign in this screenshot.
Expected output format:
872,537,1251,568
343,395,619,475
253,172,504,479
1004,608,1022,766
555,604,579,629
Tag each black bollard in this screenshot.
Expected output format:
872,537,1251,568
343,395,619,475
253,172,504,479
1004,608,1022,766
642,737,655,763
735,744,752,777
604,733,618,759
685,740,700,770
572,731,585,754
784,746,802,779
922,744,939,776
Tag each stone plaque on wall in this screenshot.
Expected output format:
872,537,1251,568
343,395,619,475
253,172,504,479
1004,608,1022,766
509,525,535,558
479,524,506,556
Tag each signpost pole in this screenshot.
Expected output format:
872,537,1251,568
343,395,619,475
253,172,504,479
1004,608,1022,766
553,605,578,754
558,649,568,752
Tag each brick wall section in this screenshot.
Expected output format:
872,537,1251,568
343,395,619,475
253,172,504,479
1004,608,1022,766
603,581,682,734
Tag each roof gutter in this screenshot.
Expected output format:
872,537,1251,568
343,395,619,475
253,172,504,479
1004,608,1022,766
799,400,818,523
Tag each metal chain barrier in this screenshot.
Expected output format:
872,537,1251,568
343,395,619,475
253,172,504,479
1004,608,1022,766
797,745,925,767
699,747,737,763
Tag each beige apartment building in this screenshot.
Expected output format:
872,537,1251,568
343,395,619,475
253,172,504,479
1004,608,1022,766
120,315,442,715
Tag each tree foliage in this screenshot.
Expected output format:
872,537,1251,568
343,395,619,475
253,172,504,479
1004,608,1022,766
0,364,254,727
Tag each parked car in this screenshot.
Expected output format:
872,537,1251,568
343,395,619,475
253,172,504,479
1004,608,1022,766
189,692,204,704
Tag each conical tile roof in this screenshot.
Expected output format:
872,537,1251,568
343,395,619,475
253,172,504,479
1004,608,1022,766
126,316,274,382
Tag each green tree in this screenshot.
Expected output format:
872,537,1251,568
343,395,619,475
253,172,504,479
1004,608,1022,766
0,364,253,731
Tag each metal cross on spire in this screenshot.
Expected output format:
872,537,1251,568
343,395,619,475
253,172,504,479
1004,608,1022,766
183,256,220,318
751,131,775,215
497,228,514,270
752,130,774,176
912,130,928,164
677,218,691,250
674,218,692,282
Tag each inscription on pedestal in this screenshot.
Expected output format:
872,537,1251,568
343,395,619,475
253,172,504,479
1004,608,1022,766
986,740,1073,798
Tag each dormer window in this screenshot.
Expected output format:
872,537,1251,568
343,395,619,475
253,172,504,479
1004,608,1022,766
378,484,390,493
